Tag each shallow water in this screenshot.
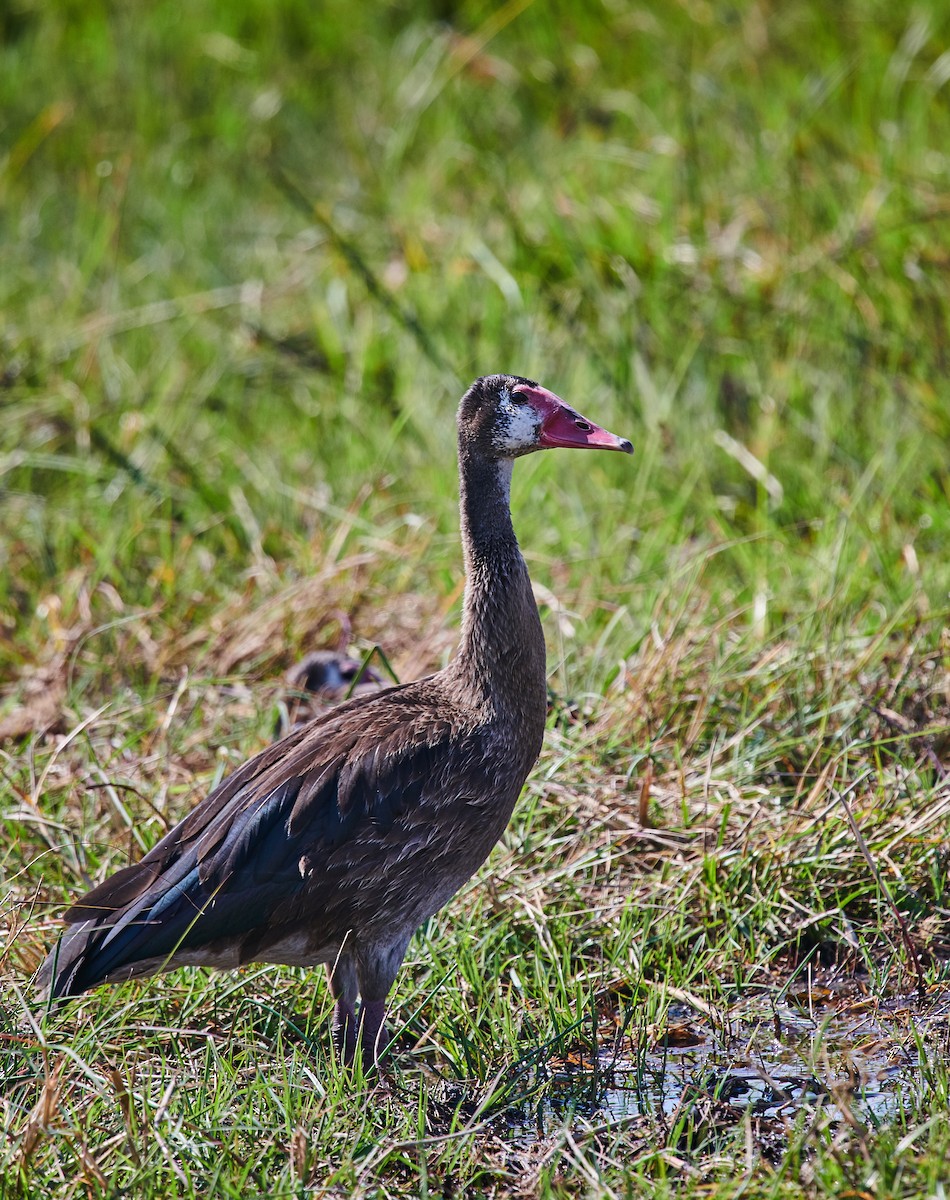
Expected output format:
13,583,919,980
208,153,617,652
497,982,950,1138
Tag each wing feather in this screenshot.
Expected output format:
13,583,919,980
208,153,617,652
43,683,489,999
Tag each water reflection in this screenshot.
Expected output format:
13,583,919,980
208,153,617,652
496,985,950,1138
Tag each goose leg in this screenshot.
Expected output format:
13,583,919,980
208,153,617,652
325,955,358,1064
356,934,412,1068
357,999,388,1069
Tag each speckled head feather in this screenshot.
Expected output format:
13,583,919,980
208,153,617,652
457,374,543,460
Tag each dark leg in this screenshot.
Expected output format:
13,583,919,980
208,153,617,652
357,999,388,1069
325,954,358,1064
355,934,412,1069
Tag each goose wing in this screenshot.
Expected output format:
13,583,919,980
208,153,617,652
42,682,482,999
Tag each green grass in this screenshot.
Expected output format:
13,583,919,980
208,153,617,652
3,0,950,1195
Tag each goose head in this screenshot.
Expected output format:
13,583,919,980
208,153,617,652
458,374,633,461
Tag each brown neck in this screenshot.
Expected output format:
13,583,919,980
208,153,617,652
449,447,548,730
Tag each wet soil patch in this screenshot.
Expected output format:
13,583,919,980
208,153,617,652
492,975,950,1152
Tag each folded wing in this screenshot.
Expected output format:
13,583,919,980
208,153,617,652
41,683,468,999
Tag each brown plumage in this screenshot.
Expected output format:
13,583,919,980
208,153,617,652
39,375,632,1066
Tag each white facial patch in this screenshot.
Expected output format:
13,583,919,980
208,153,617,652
493,390,542,455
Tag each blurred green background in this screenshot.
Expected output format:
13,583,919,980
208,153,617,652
2,0,948,679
